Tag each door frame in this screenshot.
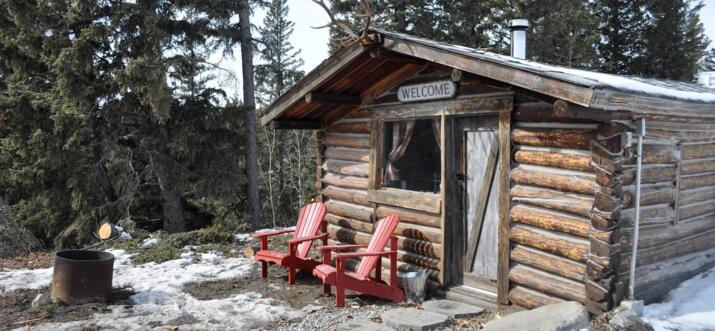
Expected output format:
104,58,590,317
441,96,512,305
455,118,500,293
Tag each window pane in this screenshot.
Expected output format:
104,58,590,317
383,119,441,193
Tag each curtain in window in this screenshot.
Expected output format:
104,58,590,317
385,120,416,181
431,118,441,149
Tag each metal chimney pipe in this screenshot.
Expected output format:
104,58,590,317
510,19,529,59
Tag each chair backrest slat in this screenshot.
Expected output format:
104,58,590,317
292,202,327,258
355,214,400,277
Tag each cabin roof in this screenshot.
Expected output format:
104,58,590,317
261,29,715,127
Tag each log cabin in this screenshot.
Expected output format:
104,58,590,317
259,27,715,315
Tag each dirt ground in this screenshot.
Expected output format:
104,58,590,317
0,251,54,271
0,286,134,330
183,265,519,330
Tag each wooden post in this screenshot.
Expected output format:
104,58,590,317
439,113,448,286
497,99,513,305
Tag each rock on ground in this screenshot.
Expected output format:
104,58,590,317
337,320,393,331
422,299,484,319
483,301,589,331
381,307,449,331
31,293,52,308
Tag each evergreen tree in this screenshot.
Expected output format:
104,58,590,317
700,48,715,71
0,0,248,247
634,0,709,80
256,0,315,227
593,0,647,74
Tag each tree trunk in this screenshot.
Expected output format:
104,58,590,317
239,0,262,227
157,127,186,233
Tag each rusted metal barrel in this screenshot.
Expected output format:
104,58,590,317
51,250,114,304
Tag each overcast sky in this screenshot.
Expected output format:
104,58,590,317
215,0,715,98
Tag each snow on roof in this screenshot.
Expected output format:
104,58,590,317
375,29,715,104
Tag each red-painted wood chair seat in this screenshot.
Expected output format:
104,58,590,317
250,202,327,284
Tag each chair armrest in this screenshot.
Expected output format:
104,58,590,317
288,233,328,244
335,251,397,260
250,228,294,238
317,244,367,251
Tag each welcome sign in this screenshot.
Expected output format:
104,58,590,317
398,80,457,103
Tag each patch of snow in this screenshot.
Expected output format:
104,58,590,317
643,266,715,331
234,233,252,242
139,237,159,249
2,248,304,330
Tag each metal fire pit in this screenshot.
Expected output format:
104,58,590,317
51,250,114,304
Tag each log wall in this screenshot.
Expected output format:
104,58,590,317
614,119,715,304
508,102,598,309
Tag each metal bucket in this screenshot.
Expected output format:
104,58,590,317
401,271,428,303
51,250,114,304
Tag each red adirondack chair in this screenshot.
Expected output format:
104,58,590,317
250,202,327,284
313,214,404,307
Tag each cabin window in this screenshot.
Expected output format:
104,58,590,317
382,119,441,193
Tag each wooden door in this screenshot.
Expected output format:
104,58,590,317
456,116,500,293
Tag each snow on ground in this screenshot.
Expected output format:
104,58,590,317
643,265,715,331
0,246,306,330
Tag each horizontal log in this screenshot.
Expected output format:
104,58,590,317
620,212,715,250
623,184,675,208
375,205,441,228
322,172,369,190
619,204,674,227
620,227,715,270
679,186,715,206
512,128,595,150
325,121,371,134
328,224,442,258
511,204,591,238
325,147,370,163
325,200,372,222
682,142,715,160
511,185,593,218
511,165,594,195
681,158,715,175
514,102,600,123
510,264,587,304
325,133,370,149
553,99,630,122
509,285,564,309
680,172,715,190
640,143,679,164
322,186,370,206
323,160,369,177
585,279,611,304
328,239,440,274
510,245,586,282
368,189,441,214
623,165,676,186
678,200,715,220
513,147,591,171
325,213,442,244
510,225,589,262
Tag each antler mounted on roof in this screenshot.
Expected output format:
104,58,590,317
312,0,374,47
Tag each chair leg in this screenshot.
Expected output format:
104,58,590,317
323,284,331,295
261,261,268,278
336,285,345,307
288,265,296,285
336,259,345,307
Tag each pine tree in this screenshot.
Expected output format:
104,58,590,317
700,48,715,71
517,0,600,68
256,0,315,227
634,0,709,80
593,0,647,74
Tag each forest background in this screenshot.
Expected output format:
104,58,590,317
1,0,713,252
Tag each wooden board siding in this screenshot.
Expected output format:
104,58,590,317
507,101,600,309
614,124,715,304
